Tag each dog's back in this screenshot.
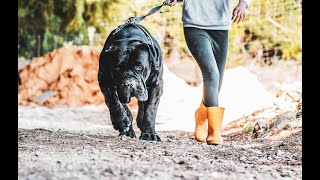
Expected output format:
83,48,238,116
103,24,158,51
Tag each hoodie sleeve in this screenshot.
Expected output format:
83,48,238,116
243,0,252,7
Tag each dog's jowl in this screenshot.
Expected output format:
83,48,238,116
98,23,163,141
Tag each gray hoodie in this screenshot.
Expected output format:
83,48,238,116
182,0,252,30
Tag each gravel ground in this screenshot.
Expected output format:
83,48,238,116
18,106,302,180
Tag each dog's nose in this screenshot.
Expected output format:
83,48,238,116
123,80,137,88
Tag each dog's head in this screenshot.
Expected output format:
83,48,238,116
105,39,160,103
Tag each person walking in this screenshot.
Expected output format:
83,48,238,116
169,0,252,145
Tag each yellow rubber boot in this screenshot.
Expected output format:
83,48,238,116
194,102,208,142
206,107,225,145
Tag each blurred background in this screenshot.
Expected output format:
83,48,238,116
18,0,301,63
18,0,302,131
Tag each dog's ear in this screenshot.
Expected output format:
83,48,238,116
148,44,161,71
104,45,117,54
104,45,122,63
140,43,161,71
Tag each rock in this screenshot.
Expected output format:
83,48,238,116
177,160,186,165
166,135,175,139
34,91,56,103
274,99,295,111
164,151,172,156
239,156,247,162
120,136,127,141
296,101,302,113
268,111,301,130
276,150,284,157
252,121,268,138
255,130,266,139
296,111,302,118
253,121,267,133
274,82,302,112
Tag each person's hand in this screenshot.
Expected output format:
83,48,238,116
169,0,178,7
232,0,248,24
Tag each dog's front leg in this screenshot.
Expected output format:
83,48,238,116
103,87,136,138
136,101,145,130
118,104,136,138
139,84,163,141
98,55,135,138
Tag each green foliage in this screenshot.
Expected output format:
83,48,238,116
243,123,255,133
227,0,302,64
19,0,302,66
18,0,112,58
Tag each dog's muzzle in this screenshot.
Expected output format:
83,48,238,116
117,74,148,103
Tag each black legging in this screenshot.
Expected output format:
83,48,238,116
184,27,228,107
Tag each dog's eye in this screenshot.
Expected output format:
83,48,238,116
134,65,143,71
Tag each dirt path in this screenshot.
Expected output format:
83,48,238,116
18,129,301,180
18,106,301,180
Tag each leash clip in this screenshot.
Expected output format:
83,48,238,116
127,17,137,24
163,0,173,6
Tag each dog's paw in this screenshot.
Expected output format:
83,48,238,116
117,115,132,132
139,133,161,141
110,114,131,131
111,120,119,131
119,127,136,138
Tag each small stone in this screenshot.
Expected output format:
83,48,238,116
186,165,196,170
250,149,264,156
166,135,175,139
276,150,284,156
119,149,129,154
120,136,127,140
278,142,285,147
239,156,246,162
283,124,292,130
164,151,172,156
253,121,267,133
163,157,172,163
177,160,186,165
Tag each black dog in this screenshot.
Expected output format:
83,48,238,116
98,23,163,141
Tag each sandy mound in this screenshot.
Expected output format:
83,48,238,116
18,45,105,107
